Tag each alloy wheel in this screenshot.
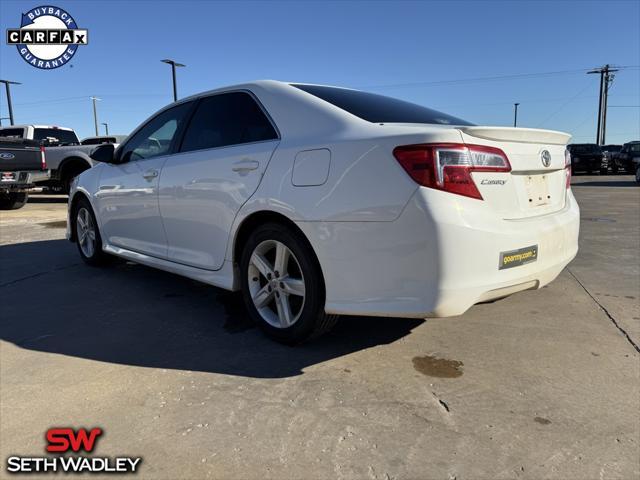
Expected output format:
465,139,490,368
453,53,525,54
247,239,306,328
76,207,97,258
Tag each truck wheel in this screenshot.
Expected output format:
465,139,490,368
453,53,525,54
612,164,619,174
0,192,28,210
240,223,338,344
635,166,640,184
72,197,110,266
599,166,608,175
60,160,90,194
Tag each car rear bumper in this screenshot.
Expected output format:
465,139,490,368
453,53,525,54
298,187,579,318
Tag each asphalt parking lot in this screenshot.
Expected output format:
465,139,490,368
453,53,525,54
1,176,638,479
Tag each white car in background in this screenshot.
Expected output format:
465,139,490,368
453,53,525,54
68,80,579,343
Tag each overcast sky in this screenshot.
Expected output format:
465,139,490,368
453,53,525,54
1,0,638,143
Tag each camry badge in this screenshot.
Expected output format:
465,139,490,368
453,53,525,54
540,150,551,167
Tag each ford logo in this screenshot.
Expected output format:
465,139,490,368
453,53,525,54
0,153,16,160
540,150,551,167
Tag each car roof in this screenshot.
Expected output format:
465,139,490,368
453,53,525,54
0,124,75,131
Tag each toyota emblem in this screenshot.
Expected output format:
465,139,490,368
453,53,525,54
540,150,551,167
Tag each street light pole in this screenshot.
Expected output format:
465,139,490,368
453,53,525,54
101,122,109,135
90,96,101,136
513,103,520,127
161,59,186,102
0,80,21,126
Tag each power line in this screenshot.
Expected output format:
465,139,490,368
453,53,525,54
358,66,639,90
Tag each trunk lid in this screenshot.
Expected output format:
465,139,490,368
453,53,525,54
458,127,571,219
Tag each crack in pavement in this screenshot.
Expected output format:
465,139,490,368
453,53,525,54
0,263,81,288
568,268,639,354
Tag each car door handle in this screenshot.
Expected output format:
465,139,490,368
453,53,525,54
142,169,159,180
232,159,260,172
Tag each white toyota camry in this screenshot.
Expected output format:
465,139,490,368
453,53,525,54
68,80,579,343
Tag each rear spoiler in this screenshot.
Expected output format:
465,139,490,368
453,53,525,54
459,127,572,145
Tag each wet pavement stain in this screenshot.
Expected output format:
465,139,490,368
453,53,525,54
40,220,67,229
584,217,616,223
412,355,463,378
534,417,552,425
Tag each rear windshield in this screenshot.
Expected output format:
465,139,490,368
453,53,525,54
33,128,79,145
571,144,601,153
292,84,474,126
81,137,117,145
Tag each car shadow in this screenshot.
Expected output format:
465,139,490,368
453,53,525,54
572,180,638,188
0,240,423,379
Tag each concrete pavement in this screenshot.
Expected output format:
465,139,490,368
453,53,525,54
1,177,638,479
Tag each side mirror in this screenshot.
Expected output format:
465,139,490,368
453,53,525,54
90,143,116,163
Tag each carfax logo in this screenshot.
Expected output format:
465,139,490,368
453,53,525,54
5,5,88,69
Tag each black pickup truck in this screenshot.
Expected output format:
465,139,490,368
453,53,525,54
0,139,50,209
566,144,606,174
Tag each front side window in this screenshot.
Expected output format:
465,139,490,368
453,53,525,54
120,102,193,162
180,92,278,153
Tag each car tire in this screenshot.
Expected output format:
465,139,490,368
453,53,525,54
635,166,640,184
72,197,111,266
600,167,608,175
612,165,619,174
240,222,338,344
0,192,28,210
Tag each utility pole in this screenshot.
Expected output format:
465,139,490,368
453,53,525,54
588,65,619,145
513,103,520,127
161,59,186,102
0,79,21,126
90,96,101,136
101,122,109,135
601,72,615,145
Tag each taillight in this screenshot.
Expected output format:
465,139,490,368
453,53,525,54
40,146,47,170
393,143,511,200
564,148,571,189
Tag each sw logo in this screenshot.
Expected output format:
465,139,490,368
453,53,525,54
46,427,103,453
5,427,142,474
5,5,88,69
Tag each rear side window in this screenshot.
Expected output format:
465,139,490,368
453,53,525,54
180,92,278,153
292,84,474,126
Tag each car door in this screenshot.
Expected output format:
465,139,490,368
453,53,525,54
95,101,194,258
159,91,280,270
